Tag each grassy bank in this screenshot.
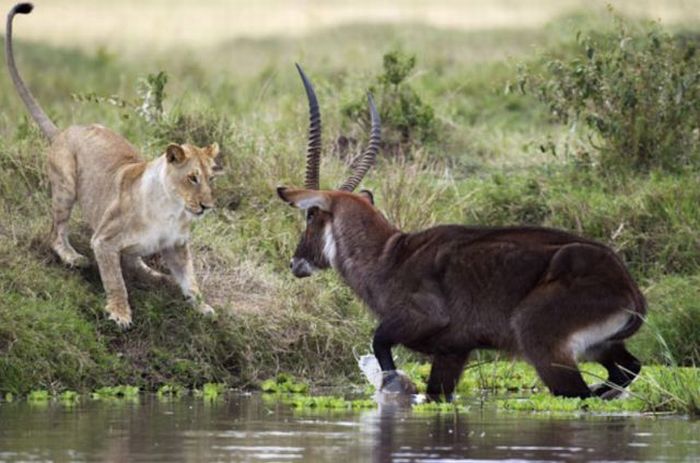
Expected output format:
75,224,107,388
1,8,699,397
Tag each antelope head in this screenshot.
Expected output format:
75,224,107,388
277,64,385,278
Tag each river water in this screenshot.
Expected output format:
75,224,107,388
0,393,698,462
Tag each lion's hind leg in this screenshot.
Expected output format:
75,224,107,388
47,142,88,268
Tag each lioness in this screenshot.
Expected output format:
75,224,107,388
6,3,220,327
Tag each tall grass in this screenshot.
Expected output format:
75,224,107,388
0,11,698,395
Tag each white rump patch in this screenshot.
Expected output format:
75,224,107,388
322,223,337,268
568,312,631,359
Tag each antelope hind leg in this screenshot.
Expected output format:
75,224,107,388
426,353,469,402
587,341,642,400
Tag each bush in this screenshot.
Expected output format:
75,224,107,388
518,15,700,171
342,49,439,154
630,274,700,365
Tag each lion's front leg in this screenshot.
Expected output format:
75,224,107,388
122,255,171,284
161,243,214,317
91,238,132,328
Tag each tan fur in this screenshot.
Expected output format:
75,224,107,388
6,3,221,327
50,126,221,327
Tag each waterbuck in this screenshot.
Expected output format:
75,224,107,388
277,65,646,401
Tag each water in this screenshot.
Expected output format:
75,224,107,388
0,394,698,462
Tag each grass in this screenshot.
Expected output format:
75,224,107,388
404,360,700,416
0,5,698,412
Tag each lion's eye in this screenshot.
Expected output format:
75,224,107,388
188,174,199,185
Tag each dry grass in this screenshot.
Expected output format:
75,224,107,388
1,1,699,394
3,0,700,53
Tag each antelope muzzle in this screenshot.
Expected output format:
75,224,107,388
290,256,314,278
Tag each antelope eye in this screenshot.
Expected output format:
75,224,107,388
306,208,317,223
188,174,199,185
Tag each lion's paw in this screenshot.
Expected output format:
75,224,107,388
196,302,216,318
106,301,133,328
69,254,90,268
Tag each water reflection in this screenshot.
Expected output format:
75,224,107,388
0,394,697,462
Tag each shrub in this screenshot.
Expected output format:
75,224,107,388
342,49,438,154
518,14,700,171
630,274,700,365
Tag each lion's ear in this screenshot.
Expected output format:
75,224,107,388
206,143,220,158
208,143,224,172
166,144,186,164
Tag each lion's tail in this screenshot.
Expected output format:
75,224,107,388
5,3,58,140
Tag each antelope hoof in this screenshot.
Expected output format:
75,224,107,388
106,301,133,328
380,370,417,395
591,383,627,400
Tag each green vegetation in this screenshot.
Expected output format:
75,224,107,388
342,49,438,152
91,385,140,400
518,12,700,171
261,373,309,393
195,382,227,401
284,395,376,410
156,383,186,399
412,401,469,413
27,390,50,402
58,390,80,404
494,364,700,415
404,360,700,415
0,6,698,411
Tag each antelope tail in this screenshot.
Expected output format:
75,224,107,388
5,3,58,140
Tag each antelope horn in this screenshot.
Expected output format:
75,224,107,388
295,63,322,190
338,93,381,192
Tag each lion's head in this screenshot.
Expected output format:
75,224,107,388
163,143,221,217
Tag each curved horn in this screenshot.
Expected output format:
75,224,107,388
338,93,381,192
295,63,322,190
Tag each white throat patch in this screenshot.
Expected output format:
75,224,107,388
323,223,337,268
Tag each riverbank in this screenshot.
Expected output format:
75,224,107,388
1,6,698,399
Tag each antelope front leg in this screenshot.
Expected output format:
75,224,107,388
375,293,451,389
373,321,398,372
161,243,214,317
91,238,132,328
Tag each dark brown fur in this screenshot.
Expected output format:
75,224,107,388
279,188,646,401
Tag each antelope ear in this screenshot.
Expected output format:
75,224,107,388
358,189,374,205
276,187,331,211
166,144,187,164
